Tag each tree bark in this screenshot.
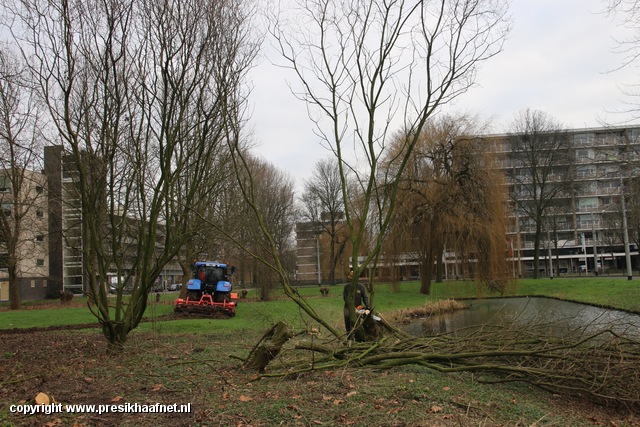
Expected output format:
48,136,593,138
243,321,294,372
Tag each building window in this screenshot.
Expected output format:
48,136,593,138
576,166,596,178
36,259,45,267
36,235,44,242
35,185,44,194
576,148,594,161
30,280,35,288
0,176,10,192
36,210,44,218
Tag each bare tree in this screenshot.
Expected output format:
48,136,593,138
6,0,257,351
300,158,348,285
173,145,240,291
259,0,511,340
0,48,45,309
508,109,573,279
607,0,640,119
622,175,640,262
240,157,298,300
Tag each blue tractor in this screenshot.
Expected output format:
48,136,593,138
174,261,238,317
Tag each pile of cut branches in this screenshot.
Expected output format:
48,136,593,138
257,317,640,410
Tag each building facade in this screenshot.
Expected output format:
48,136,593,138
295,125,640,282
0,168,50,301
1,146,184,302
490,125,640,277
295,215,352,285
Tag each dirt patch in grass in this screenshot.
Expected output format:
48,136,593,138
1,328,639,426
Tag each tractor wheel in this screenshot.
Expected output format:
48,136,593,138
186,291,200,301
214,292,230,303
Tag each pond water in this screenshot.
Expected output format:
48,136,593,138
406,297,640,337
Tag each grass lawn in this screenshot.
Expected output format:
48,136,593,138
429,276,640,312
2,276,640,330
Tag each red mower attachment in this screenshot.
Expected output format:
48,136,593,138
174,293,237,318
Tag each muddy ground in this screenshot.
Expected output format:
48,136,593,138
1,323,640,426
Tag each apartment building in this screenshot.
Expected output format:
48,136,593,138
44,146,184,297
0,168,50,301
295,213,352,285
294,125,640,282
492,125,640,277
0,146,185,302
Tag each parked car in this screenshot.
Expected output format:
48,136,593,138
169,283,182,291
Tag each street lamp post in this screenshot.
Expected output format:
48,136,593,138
547,226,553,279
603,152,633,281
620,175,633,280
591,211,598,275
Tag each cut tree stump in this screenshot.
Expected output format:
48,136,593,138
242,321,293,372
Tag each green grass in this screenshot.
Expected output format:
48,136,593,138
0,305,96,328
2,277,640,331
426,277,640,312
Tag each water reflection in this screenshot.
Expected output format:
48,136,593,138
406,297,640,337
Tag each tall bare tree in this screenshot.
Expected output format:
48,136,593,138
300,158,348,285
259,0,511,340
6,0,257,351
0,48,45,309
240,157,298,300
608,0,640,119
508,109,573,279
622,175,640,261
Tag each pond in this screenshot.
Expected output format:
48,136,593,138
406,297,640,337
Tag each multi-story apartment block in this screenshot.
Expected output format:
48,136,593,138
1,146,183,302
295,213,352,285
44,145,86,295
0,168,50,301
43,146,183,297
295,221,322,284
295,125,640,282
493,125,640,277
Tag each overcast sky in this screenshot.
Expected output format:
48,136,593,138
248,0,640,189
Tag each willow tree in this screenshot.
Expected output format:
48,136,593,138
386,115,509,295
6,0,257,351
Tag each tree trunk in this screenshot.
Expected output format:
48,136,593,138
102,321,129,355
533,222,542,279
8,277,20,310
435,246,444,283
329,232,336,285
8,258,19,310
419,260,432,295
243,321,294,372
